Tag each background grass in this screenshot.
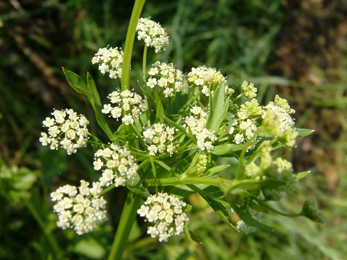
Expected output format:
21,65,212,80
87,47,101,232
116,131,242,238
0,0,346,259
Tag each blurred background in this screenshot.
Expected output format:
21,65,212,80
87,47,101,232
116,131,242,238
1,0,347,259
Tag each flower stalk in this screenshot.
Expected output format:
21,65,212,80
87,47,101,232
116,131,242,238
121,0,146,90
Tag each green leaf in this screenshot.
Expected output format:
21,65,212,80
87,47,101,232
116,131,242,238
190,185,238,231
155,160,171,171
212,143,246,155
231,180,286,191
233,206,274,233
296,171,311,181
205,164,230,176
206,83,229,131
13,169,36,190
62,67,89,96
154,91,164,123
62,68,114,141
126,173,149,198
73,237,106,259
296,128,314,137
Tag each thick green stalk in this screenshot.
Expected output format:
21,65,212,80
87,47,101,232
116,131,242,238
108,191,142,260
121,0,146,90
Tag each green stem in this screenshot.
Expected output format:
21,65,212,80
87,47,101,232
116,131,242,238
108,191,142,260
121,0,146,90
150,157,158,193
236,131,260,180
144,176,226,188
99,183,116,197
164,115,196,142
257,201,301,217
142,45,148,82
25,200,61,258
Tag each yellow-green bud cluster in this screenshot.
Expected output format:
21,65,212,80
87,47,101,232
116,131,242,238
196,153,208,175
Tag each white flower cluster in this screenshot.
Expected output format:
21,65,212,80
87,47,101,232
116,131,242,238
147,62,183,97
137,192,189,242
234,119,258,145
229,94,295,145
143,123,176,156
102,90,146,125
185,106,217,152
93,144,138,187
39,109,89,155
137,18,169,53
51,180,107,235
241,80,257,98
91,46,123,79
264,103,295,132
187,66,229,96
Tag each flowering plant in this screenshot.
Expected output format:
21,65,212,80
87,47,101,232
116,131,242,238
40,0,324,259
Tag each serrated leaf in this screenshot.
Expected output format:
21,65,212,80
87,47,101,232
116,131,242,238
296,128,314,137
296,171,311,181
206,84,229,132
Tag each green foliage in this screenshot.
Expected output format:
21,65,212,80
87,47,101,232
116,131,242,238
1,0,346,259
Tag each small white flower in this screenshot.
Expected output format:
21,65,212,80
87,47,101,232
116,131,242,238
122,115,134,125
234,133,244,144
